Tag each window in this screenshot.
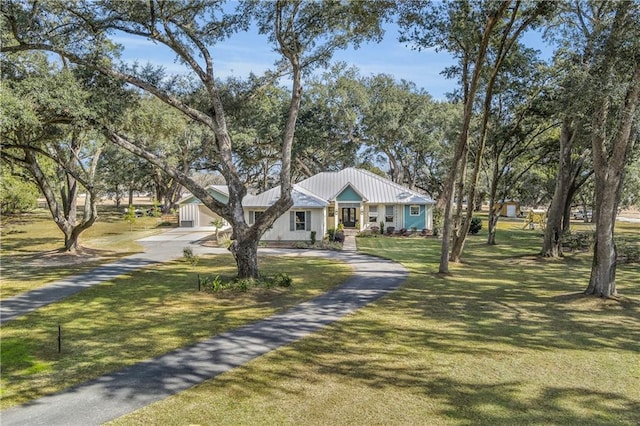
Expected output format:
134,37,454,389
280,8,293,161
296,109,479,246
368,205,378,223
249,211,264,224
385,205,394,223
410,205,420,216
328,207,335,217
295,211,305,230
290,211,311,231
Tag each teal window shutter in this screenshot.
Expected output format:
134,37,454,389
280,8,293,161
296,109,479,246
305,211,311,231
290,211,295,231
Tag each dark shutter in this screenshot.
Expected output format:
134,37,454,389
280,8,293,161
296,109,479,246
290,211,295,231
305,211,311,231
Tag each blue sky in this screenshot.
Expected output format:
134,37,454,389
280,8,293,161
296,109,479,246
115,22,552,102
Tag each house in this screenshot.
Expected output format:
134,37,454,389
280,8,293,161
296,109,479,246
179,168,435,240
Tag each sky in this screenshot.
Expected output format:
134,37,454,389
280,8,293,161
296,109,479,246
115,21,553,102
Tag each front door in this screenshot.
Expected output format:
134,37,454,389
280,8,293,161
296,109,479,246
341,207,356,228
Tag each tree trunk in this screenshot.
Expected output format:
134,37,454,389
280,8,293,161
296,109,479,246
542,118,576,257
64,227,81,252
586,54,640,297
229,232,260,279
585,193,618,297
230,240,259,279
487,201,500,245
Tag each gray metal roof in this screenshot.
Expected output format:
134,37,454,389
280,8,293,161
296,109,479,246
242,184,328,208
296,168,434,205
182,169,434,208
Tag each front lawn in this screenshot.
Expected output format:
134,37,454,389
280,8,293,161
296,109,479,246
1,207,166,299
0,254,352,409
110,222,640,425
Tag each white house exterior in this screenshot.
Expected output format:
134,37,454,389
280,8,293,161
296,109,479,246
178,168,435,240
243,185,328,241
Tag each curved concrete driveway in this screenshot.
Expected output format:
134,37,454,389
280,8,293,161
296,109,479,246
1,235,407,425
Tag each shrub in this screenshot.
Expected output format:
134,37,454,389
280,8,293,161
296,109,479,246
183,246,199,266
271,272,293,287
327,228,336,241
315,240,343,250
0,172,38,214
356,230,381,238
218,235,232,249
562,231,595,252
293,241,310,249
432,207,443,237
468,217,482,234
616,240,640,263
310,231,317,245
234,278,251,292
200,274,224,292
380,221,385,235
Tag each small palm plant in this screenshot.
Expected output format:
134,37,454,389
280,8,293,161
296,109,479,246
211,218,224,242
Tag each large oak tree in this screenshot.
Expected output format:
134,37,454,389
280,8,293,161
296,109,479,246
1,0,389,278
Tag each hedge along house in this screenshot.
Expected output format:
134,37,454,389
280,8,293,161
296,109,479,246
178,185,229,228
178,168,434,240
244,168,435,241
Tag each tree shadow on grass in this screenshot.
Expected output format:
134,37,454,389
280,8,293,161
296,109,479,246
422,378,640,425
183,320,640,425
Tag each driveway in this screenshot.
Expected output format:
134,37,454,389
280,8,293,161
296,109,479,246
0,228,226,325
137,226,225,242
1,246,407,425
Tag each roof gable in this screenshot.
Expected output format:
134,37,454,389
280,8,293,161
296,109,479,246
335,183,366,202
178,185,229,205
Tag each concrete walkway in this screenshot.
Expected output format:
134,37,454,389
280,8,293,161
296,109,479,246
1,235,407,425
342,234,357,251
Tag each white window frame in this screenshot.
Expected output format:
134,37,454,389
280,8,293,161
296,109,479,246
290,210,311,231
249,210,264,224
368,205,378,223
410,205,420,216
385,205,394,223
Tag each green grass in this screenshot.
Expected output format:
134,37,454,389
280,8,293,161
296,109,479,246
109,220,640,426
1,207,165,299
0,254,352,409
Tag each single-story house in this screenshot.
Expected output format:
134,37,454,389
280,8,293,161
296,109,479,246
179,168,435,240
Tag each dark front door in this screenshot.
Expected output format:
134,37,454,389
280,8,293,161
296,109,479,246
341,207,356,228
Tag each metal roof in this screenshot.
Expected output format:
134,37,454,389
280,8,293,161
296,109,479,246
180,169,434,208
296,168,434,205
242,184,328,208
